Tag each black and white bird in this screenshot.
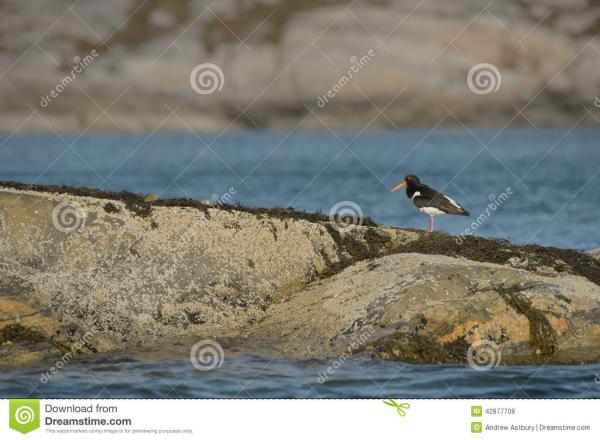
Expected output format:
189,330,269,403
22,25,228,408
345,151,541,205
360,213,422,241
389,174,470,233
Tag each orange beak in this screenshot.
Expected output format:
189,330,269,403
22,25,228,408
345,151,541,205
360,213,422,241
389,181,407,192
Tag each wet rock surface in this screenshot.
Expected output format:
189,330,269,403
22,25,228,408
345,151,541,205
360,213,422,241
1,183,599,367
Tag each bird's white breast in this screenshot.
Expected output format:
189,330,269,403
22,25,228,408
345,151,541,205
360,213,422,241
418,206,446,216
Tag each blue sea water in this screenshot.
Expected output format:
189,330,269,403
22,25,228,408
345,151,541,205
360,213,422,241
0,128,599,398
1,128,599,248
2,352,600,399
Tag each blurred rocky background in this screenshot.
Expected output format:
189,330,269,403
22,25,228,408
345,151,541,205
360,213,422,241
1,0,600,132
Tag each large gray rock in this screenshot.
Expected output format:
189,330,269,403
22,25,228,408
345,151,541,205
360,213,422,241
249,253,600,365
0,184,415,358
1,184,599,367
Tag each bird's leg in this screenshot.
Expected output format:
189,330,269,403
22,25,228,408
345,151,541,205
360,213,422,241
428,215,434,233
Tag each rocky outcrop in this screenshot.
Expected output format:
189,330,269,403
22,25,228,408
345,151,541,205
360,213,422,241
1,183,599,367
0,183,416,365
2,0,600,132
588,248,600,260
249,253,600,365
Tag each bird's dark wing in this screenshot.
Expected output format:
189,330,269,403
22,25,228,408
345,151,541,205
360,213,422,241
413,185,470,216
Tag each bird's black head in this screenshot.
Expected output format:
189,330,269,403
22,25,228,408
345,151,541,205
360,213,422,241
389,174,420,193
404,174,420,185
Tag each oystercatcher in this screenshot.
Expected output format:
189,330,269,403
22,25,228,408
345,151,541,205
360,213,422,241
389,174,470,233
